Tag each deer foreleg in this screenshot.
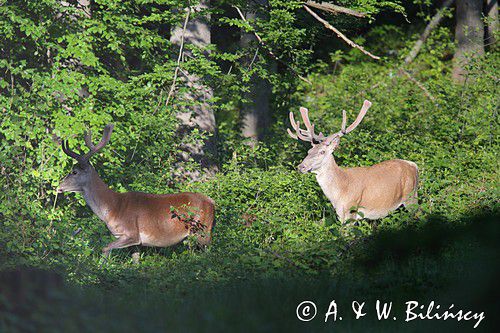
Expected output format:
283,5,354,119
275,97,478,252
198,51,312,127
102,235,140,257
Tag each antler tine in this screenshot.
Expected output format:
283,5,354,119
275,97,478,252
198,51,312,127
84,130,96,150
295,121,316,141
288,107,328,144
344,100,371,134
287,128,298,140
299,107,318,140
288,111,299,138
301,107,328,142
341,110,347,133
288,112,314,142
299,107,313,132
82,124,114,161
61,140,83,161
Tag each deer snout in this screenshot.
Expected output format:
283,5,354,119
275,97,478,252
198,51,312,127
298,163,308,173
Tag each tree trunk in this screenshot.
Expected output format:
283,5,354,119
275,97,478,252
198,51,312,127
57,1,91,99
240,0,275,145
170,1,218,180
452,0,485,83
485,0,498,47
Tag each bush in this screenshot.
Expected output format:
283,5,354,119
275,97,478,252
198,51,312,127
0,2,498,331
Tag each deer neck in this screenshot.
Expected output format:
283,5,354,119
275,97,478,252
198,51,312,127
314,154,349,204
82,168,118,222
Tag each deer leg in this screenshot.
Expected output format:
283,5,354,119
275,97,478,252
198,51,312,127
337,206,357,225
195,230,211,247
338,206,363,229
403,190,418,209
131,251,141,264
102,235,140,257
335,206,347,224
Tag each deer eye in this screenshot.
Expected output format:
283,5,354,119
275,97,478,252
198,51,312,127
320,151,326,155
72,170,78,175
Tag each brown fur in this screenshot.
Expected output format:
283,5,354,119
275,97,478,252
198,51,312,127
60,166,215,255
313,155,419,222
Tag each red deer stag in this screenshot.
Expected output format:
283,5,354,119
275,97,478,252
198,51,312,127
57,124,215,258
288,100,418,223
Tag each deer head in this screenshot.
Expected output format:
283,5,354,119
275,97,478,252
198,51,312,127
57,124,114,193
288,100,371,173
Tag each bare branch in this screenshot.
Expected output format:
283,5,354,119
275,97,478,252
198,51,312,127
305,1,366,18
303,5,380,60
233,5,312,85
404,0,454,65
165,7,191,108
398,68,436,102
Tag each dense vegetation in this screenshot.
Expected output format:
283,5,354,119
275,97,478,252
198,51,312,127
0,0,498,331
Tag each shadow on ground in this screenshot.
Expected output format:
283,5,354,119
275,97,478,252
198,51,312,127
1,209,498,332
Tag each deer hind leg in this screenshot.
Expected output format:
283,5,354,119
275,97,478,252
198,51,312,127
131,251,141,264
194,224,212,247
403,190,418,209
195,234,211,247
194,204,215,247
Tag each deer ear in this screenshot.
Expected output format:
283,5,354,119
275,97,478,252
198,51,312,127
324,134,339,146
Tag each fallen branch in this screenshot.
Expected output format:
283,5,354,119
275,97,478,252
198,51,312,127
303,5,380,60
262,248,300,268
352,68,436,104
305,1,366,18
404,0,454,65
165,7,191,108
233,5,312,85
398,68,436,102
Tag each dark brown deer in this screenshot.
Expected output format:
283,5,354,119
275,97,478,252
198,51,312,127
288,100,418,223
57,124,215,258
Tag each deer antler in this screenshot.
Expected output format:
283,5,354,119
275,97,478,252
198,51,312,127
61,140,83,162
82,124,114,161
287,107,326,144
342,100,371,135
62,124,114,164
84,130,96,150
288,100,371,146
325,100,371,143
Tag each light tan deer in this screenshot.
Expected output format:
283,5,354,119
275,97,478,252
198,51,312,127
288,100,418,223
57,124,215,258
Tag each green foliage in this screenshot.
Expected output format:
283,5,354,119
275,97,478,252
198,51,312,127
0,0,212,257
0,0,498,331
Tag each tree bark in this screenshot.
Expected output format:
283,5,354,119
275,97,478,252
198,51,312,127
452,0,485,83
240,0,275,145
485,0,498,47
170,1,218,179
